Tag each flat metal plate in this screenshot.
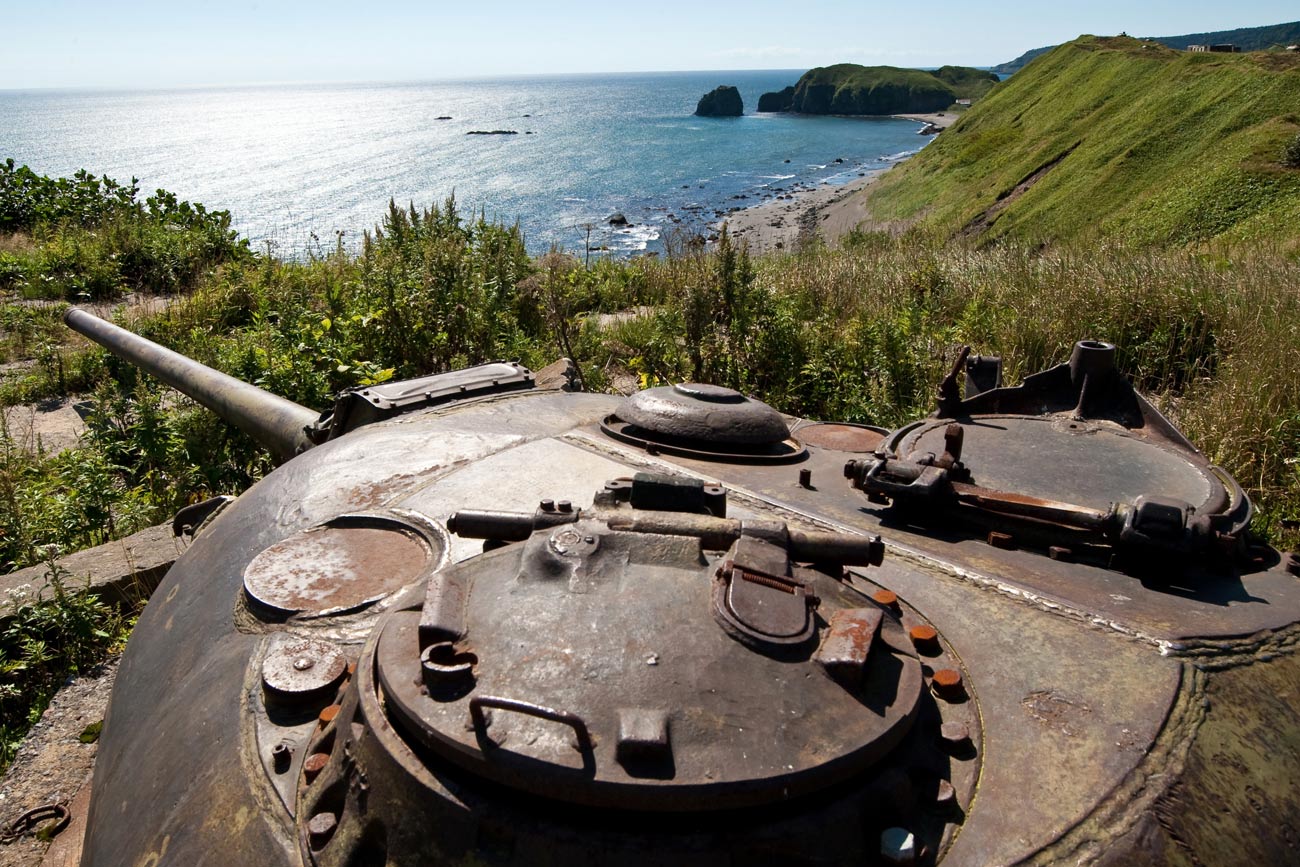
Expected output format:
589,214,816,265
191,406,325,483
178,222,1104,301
261,637,348,696
243,516,435,616
795,422,888,453
897,415,1225,513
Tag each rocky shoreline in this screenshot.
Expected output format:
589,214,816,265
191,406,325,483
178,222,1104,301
714,113,951,252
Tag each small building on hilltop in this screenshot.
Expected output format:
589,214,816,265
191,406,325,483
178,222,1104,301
1187,44,1240,53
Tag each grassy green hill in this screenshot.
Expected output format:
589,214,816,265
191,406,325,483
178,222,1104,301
863,36,1300,249
992,20,1300,75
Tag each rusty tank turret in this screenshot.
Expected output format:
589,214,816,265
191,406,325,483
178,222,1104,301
63,309,1300,866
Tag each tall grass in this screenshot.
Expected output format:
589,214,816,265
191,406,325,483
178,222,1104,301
1,168,1296,568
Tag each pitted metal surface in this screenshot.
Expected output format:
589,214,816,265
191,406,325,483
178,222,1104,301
894,415,1223,514
243,515,436,616
377,523,923,811
794,421,889,453
617,382,791,445
261,637,348,697
61,311,1300,867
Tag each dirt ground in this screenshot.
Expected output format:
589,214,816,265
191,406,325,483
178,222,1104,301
0,659,118,867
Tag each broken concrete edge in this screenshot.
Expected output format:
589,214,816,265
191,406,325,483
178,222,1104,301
36,770,92,867
0,522,190,623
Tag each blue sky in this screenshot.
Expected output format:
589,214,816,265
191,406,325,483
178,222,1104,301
1,1,1296,89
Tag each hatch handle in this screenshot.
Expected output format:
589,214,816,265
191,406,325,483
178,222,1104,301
469,696,594,753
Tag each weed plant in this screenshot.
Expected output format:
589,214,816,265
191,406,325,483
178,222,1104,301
1,166,1297,564
1,557,133,773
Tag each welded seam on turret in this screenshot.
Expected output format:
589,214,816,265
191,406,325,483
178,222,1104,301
563,431,1299,658
1018,662,1207,867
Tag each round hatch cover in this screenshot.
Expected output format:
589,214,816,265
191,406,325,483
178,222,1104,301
602,383,804,462
893,415,1227,515
619,383,790,445
244,515,436,617
377,523,923,811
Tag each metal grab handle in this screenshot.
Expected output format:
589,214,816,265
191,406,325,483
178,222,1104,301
468,695,593,752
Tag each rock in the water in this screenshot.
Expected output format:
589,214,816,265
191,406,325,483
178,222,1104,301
466,129,519,135
608,213,630,227
758,85,796,112
695,85,743,117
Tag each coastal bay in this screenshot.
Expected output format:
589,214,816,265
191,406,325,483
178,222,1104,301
719,112,951,251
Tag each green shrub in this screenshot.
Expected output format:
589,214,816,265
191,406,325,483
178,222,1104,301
1284,132,1300,168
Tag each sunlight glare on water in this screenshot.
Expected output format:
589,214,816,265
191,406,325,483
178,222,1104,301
1,71,930,256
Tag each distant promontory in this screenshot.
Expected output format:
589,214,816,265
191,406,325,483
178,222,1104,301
695,85,743,117
758,64,997,115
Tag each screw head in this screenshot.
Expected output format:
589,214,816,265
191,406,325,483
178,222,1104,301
932,668,966,701
987,531,1015,549
302,751,330,783
909,624,940,654
940,720,971,749
292,656,315,671
307,811,338,849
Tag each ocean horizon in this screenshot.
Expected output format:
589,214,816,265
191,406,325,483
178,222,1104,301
1,70,931,257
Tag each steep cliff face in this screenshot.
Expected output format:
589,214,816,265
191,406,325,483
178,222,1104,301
757,85,795,112
759,65,960,115
794,65,955,113
695,86,744,117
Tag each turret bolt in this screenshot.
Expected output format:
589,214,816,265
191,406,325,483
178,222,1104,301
558,500,574,512
932,668,966,701
909,624,940,655
303,752,330,783
881,827,916,865
934,778,957,808
307,811,338,850
939,720,972,752
987,531,1015,549
873,589,900,612
540,499,555,512
271,741,293,773
798,468,813,489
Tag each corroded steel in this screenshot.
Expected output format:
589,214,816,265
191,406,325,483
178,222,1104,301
242,515,435,616
261,638,348,697
64,308,318,462
71,326,1300,867
795,421,889,452
620,382,791,445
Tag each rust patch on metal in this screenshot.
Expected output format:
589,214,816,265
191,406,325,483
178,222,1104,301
243,517,434,616
796,423,887,453
814,608,884,687
344,472,421,508
908,625,939,654
1021,689,1092,737
931,669,965,701
261,638,348,697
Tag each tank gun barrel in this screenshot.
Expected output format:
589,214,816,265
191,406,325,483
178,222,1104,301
64,308,318,462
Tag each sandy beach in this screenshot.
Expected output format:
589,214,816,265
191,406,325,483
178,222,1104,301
717,112,953,252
